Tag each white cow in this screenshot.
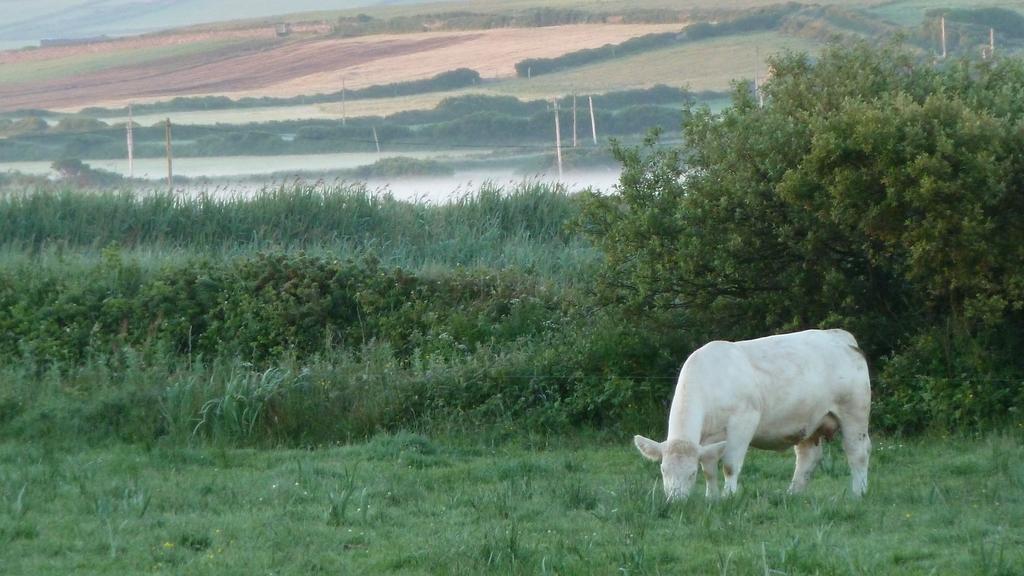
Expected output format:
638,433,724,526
634,329,871,501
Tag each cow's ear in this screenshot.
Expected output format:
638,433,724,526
634,435,663,461
699,441,726,465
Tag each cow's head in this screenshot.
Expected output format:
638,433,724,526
634,435,726,501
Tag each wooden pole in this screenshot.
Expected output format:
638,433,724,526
126,104,134,179
755,47,764,108
941,16,946,59
572,93,578,148
555,102,563,178
372,126,380,155
588,96,597,145
164,118,173,189
341,78,347,126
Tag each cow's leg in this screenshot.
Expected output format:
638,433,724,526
787,438,823,494
836,411,871,497
721,414,759,496
702,458,721,499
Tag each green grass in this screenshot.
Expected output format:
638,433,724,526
1,434,1021,574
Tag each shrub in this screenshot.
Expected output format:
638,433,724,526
350,157,454,178
578,42,1024,432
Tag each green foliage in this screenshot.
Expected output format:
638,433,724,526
51,158,125,187
191,131,288,156
330,7,664,39
681,3,801,41
0,116,48,136
579,42,1024,432
0,254,676,443
51,117,110,133
0,182,680,444
348,156,454,178
0,182,584,259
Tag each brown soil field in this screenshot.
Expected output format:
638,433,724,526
0,23,683,112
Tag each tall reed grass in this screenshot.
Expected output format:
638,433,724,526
0,180,596,281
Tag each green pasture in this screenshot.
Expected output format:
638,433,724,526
1,434,1021,575
489,31,820,98
0,39,262,86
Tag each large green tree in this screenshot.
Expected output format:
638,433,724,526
581,42,1024,431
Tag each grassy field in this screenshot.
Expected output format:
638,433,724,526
94,31,811,126
487,31,820,98
0,39,260,85
1,434,1021,574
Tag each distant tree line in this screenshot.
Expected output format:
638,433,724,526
0,86,715,162
332,7,686,38
514,4,802,78
77,69,482,118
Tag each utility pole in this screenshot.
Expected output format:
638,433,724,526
941,16,947,59
588,96,597,145
126,104,134,179
572,94,578,148
553,100,563,180
341,78,347,126
754,47,764,108
372,126,380,155
164,118,173,189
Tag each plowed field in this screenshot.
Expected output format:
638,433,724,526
0,23,683,112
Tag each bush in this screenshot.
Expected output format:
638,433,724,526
52,117,109,133
350,157,454,178
8,116,48,134
578,42,1024,432
51,158,124,187
0,251,682,444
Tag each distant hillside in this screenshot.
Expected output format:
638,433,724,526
0,0,437,47
0,23,683,112
0,0,1021,118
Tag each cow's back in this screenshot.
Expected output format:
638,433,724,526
737,329,869,434
678,330,870,445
